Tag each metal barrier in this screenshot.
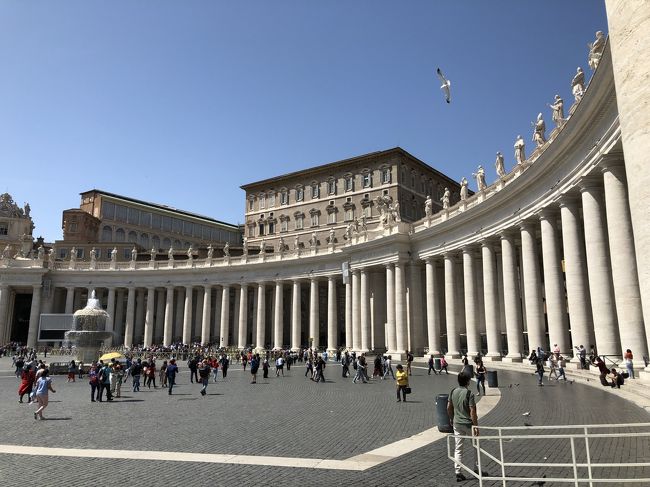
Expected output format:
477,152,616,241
447,422,650,486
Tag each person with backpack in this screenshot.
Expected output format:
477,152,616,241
447,372,480,482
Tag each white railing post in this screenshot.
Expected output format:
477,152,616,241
498,427,506,487
584,426,593,487
475,435,483,487
570,436,579,487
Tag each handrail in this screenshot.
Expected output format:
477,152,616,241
448,422,650,486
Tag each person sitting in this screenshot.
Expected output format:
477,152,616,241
608,368,624,388
595,357,610,386
528,349,538,365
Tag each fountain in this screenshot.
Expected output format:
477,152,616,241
64,290,113,364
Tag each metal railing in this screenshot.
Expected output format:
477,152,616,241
447,422,650,486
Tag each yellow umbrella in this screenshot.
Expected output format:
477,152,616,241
99,352,124,361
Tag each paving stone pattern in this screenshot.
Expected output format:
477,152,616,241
0,357,648,486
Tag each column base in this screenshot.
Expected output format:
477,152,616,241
446,352,461,359
502,355,523,363
387,350,405,361
483,354,502,362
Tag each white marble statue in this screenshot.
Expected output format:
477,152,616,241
168,246,174,261
532,113,546,147
242,239,248,256
441,188,450,209
187,245,194,260
259,239,266,254
131,246,137,261
359,214,367,232
279,236,286,252
49,248,56,263
294,235,300,251
328,228,335,244
549,95,565,127
1,245,11,259
425,195,433,217
70,247,77,263
207,244,214,259
24,202,31,217
473,165,487,191
495,152,506,178
392,200,401,223
310,232,318,247
111,247,118,262
345,222,353,240
514,135,526,165
588,30,605,70
459,178,469,201
37,245,44,260
571,67,585,103
90,247,97,262
150,247,156,261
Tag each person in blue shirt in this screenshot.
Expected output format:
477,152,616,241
166,359,179,395
34,369,56,420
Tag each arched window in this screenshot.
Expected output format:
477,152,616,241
162,238,171,249
140,233,149,248
115,228,125,242
101,226,113,242
152,235,161,250
128,231,138,243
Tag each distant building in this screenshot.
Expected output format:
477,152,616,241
54,189,242,261
0,193,34,258
241,147,462,250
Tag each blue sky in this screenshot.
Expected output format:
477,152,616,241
0,1,607,241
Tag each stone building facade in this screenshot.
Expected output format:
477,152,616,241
1,19,649,371
0,193,34,259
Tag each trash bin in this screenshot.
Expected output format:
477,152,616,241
434,357,441,370
487,370,498,388
436,394,453,433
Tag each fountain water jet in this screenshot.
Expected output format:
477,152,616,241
64,290,113,364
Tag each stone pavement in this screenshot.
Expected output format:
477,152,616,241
0,355,648,486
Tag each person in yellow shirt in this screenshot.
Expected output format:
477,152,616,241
395,364,409,402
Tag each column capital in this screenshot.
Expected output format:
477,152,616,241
165,284,175,291
461,245,479,256
423,256,439,265
538,207,559,221
598,151,625,171
384,262,395,270
558,194,580,209
327,275,337,282
518,218,538,232
578,177,604,194
480,239,497,250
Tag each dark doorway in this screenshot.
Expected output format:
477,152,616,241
11,293,32,344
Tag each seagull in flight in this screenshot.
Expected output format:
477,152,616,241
522,411,531,417
436,67,451,103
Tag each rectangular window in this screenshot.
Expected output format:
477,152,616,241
310,214,319,227
0,223,7,235
115,205,127,222
345,176,354,192
295,216,304,230
268,221,275,234
327,180,336,195
363,173,371,188
76,248,84,259
280,191,288,205
172,218,182,234
328,212,336,224
162,216,172,232
202,226,211,240
102,201,115,220
258,223,265,236
269,194,275,207
68,223,78,233
382,168,391,184
123,248,131,259
281,219,288,232
94,248,101,259
296,188,304,201
248,199,254,211
311,183,320,199
259,195,266,209
127,207,140,225
59,248,68,259
345,209,354,221
152,213,161,230
141,212,152,228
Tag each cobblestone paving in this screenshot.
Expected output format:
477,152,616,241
1,357,648,486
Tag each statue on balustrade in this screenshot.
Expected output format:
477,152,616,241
49,248,56,263
2,245,11,259
131,246,137,261
70,247,77,263
441,188,450,209
344,222,353,241
242,239,248,256
90,247,97,262
571,67,585,103
588,31,605,70
359,214,367,232
495,152,506,178
532,113,546,147
279,236,286,252
149,248,156,261
392,200,401,222
473,165,487,191
259,239,266,254
309,232,318,248
111,247,117,262
425,195,433,216
207,244,214,259
187,245,194,260
549,95,565,127
514,135,526,165
23,202,30,217
168,246,174,261
459,177,469,201
37,245,44,260
327,228,335,244
294,235,300,251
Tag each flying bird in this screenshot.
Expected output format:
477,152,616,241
436,68,451,103
522,411,531,417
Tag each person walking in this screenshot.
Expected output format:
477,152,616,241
395,364,409,402
275,355,284,377
427,355,438,375
341,353,350,378
447,372,480,482
166,359,178,395
34,369,56,420
88,364,100,402
220,354,229,379
548,354,559,381
114,364,125,398
440,355,449,374
98,362,113,402
159,360,168,388
67,360,77,383
250,354,259,384
383,355,395,379
406,351,414,376
624,349,635,379
476,362,486,396
535,357,545,386
556,354,567,381
18,363,36,403
262,357,269,379
198,359,211,396
131,359,142,392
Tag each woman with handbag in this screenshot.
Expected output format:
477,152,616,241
395,364,410,402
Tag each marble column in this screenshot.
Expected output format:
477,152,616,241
408,262,425,355
274,281,284,349
481,242,501,360
345,279,352,349
604,1,650,357
602,162,648,361
0,285,9,344
174,288,184,341
395,262,407,354
183,285,193,345
220,285,230,348
135,288,146,345
201,286,212,345
155,289,165,344
581,183,620,357
360,269,370,352
26,284,42,348
194,290,204,341
520,221,546,353
255,283,266,349
500,233,523,361
352,270,361,351
291,280,301,351
462,248,480,356
105,287,116,346
425,258,441,356
539,210,570,355
114,289,125,338
444,254,460,358
65,287,75,314
560,198,594,357
238,284,248,349
124,287,136,348
327,276,338,353
163,286,174,346
144,287,155,347
309,278,319,349
385,264,396,352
